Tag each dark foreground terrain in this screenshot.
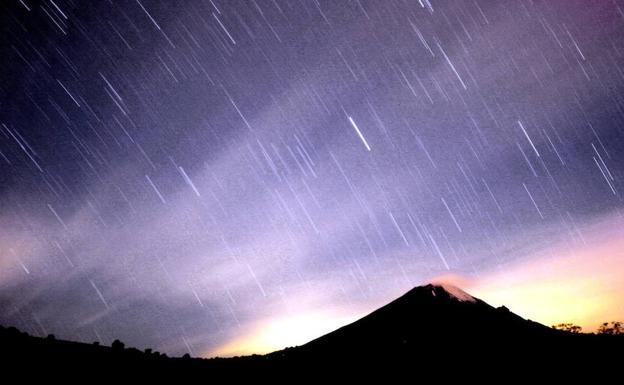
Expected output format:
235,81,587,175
2,284,622,378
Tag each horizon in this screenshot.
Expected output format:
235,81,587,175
1,0,624,358
2,279,620,358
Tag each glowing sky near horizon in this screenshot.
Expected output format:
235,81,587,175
1,0,624,357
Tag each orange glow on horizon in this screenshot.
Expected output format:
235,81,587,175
206,309,358,358
438,219,624,333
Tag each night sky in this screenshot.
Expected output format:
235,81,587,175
1,0,624,357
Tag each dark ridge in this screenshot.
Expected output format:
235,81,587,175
2,284,622,378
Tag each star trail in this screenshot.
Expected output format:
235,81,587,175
1,0,624,356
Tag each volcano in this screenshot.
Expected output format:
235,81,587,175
266,283,571,368
1,283,621,376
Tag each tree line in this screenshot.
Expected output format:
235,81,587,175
551,321,623,335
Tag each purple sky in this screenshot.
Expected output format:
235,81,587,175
1,0,624,356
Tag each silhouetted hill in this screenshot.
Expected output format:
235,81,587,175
2,284,622,378
288,283,561,355
265,284,622,369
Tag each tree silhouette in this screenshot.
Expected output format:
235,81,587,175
597,321,623,335
111,339,125,351
551,323,582,333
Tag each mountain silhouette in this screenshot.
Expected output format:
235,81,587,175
287,283,558,355
2,283,622,378
266,284,579,367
